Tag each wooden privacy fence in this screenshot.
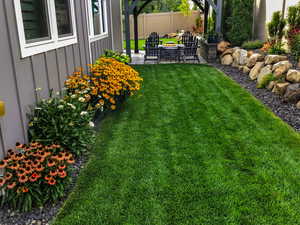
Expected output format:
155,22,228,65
129,11,202,39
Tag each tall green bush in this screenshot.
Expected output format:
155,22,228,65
268,11,286,43
224,0,254,46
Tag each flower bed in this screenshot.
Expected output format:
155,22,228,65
0,51,142,223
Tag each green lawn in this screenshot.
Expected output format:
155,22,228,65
123,38,178,50
54,64,300,225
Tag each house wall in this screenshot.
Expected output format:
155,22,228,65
0,0,122,158
254,0,299,40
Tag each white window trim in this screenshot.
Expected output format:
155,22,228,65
86,0,109,43
14,0,78,58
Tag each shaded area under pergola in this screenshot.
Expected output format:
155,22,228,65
124,0,223,57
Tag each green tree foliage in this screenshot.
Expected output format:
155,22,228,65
178,0,191,16
223,0,254,46
287,3,300,29
268,11,286,43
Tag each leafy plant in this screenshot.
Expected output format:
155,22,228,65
287,4,300,29
192,16,204,34
242,40,264,50
0,142,74,212
257,74,275,89
267,42,286,55
268,11,286,43
102,50,130,64
287,3,300,60
28,91,96,156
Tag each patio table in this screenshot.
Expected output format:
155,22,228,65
158,44,185,62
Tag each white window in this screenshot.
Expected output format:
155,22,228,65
14,0,77,58
87,0,108,42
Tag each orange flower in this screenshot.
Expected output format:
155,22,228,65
57,154,65,161
5,172,12,181
67,157,75,164
109,98,116,104
19,175,28,183
48,178,56,186
0,160,7,169
111,105,116,110
7,182,16,189
47,160,56,167
58,171,67,178
22,187,29,193
45,175,52,181
29,176,37,182
29,173,40,182
35,164,44,172
50,170,58,177
58,164,66,170
24,167,32,174
99,99,105,106
0,178,5,187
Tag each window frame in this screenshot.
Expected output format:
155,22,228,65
87,0,109,42
14,0,78,58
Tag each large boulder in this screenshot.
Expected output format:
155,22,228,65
267,81,277,91
257,65,272,87
286,69,300,83
243,66,251,74
217,41,231,53
239,49,248,66
221,48,234,57
296,101,300,109
246,53,264,68
283,83,300,103
249,62,265,80
272,82,290,95
265,55,288,65
221,54,233,65
272,61,292,78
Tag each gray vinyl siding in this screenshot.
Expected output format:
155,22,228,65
0,0,122,157
111,0,123,52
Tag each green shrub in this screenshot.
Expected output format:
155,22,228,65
257,74,275,89
225,0,254,46
287,4,300,29
101,50,130,64
268,11,286,43
28,91,96,156
291,34,300,60
241,40,264,50
267,42,286,55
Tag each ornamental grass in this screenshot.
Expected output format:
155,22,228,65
0,142,74,212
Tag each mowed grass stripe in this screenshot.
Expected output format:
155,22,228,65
54,64,300,225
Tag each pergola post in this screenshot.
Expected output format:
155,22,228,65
204,0,209,34
215,0,223,34
124,0,131,58
133,7,139,53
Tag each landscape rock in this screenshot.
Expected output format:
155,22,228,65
221,54,233,65
249,62,265,80
217,41,231,53
247,50,254,57
257,65,272,86
239,49,248,66
272,82,290,95
286,69,300,83
283,83,300,103
296,101,300,109
267,81,276,91
265,55,288,65
243,66,251,74
272,61,292,78
246,53,264,68
221,48,234,57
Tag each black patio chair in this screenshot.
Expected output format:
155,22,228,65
148,32,162,45
144,38,160,62
180,31,194,46
183,38,200,63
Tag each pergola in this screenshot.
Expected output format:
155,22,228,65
124,0,223,57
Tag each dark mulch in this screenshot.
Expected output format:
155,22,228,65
212,63,300,132
0,155,88,225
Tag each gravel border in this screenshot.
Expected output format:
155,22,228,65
211,63,300,132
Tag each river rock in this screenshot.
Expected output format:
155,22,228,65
272,82,290,95
221,54,233,65
247,53,264,68
272,61,292,78
249,62,265,80
265,55,288,65
283,83,300,103
286,69,300,83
